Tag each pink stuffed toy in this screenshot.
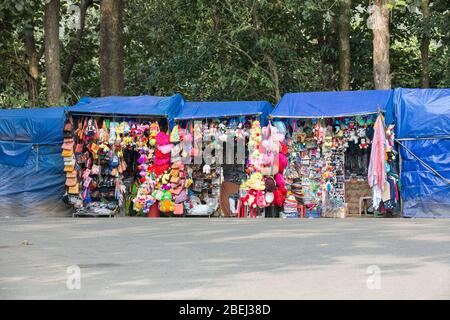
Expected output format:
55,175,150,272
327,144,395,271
274,173,287,194
243,189,258,208
278,153,288,174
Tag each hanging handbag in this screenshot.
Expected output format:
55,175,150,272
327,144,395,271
91,164,100,175
109,153,120,168
83,176,92,188
64,117,73,132
68,183,79,195
61,149,73,157
75,143,84,154
174,188,189,204
66,177,77,187
173,203,184,215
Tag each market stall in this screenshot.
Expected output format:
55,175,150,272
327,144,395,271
0,107,69,216
64,94,185,217
270,90,399,218
174,100,276,217
386,88,450,218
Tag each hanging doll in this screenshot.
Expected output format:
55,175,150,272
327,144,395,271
108,122,118,144
235,122,245,140
313,120,325,144
217,122,228,142
84,118,98,141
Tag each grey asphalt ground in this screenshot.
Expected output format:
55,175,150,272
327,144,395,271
0,216,449,300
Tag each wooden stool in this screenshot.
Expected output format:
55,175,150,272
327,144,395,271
359,197,372,216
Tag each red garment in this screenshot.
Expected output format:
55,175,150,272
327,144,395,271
149,163,170,176
155,148,171,159
279,141,288,155
273,188,286,207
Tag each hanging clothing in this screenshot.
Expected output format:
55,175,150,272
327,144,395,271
368,115,387,210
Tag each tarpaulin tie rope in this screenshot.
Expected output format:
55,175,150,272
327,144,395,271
396,140,450,186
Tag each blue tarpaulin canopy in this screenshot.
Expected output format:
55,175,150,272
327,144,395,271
270,90,394,118
175,100,273,125
390,88,450,218
71,93,185,128
389,88,450,139
0,107,69,216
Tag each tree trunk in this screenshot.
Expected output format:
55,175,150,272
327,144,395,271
100,0,124,96
338,0,352,91
371,0,391,89
265,55,281,102
44,0,62,105
23,32,39,107
420,0,430,88
63,0,94,85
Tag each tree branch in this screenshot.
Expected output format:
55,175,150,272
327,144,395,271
62,0,94,84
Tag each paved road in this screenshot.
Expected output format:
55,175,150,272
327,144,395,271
0,217,449,299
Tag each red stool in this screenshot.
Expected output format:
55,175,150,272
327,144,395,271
297,205,306,218
237,200,246,218
249,207,257,218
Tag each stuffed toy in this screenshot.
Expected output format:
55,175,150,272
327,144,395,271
248,120,262,149
359,138,370,149
349,129,359,144
245,172,265,191
349,119,356,130
158,191,174,213
149,122,160,146
357,127,366,138
217,123,228,142
274,173,287,194
242,189,258,208
235,123,245,140
256,190,269,208
203,164,211,174
313,121,325,144
278,152,288,174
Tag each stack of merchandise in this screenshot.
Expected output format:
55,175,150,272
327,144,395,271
238,120,289,217
62,119,79,205
281,195,298,218
132,125,192,217
64,116,194,217
279,114,378,217
178,117,257,216
186,164,220,216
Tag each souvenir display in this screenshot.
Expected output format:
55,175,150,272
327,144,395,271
63,115,194,217
177,117,256,216
62,109,399,219
275,113,397,218
238,120,288,218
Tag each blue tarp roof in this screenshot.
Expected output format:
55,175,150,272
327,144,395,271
0,106,67,144
390,88,450,139
270,90,394,118
0,107,68,216
71,93,185,127
175,100,273,125
0,107,67,167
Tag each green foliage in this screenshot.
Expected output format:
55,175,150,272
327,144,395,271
0,0,449,108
